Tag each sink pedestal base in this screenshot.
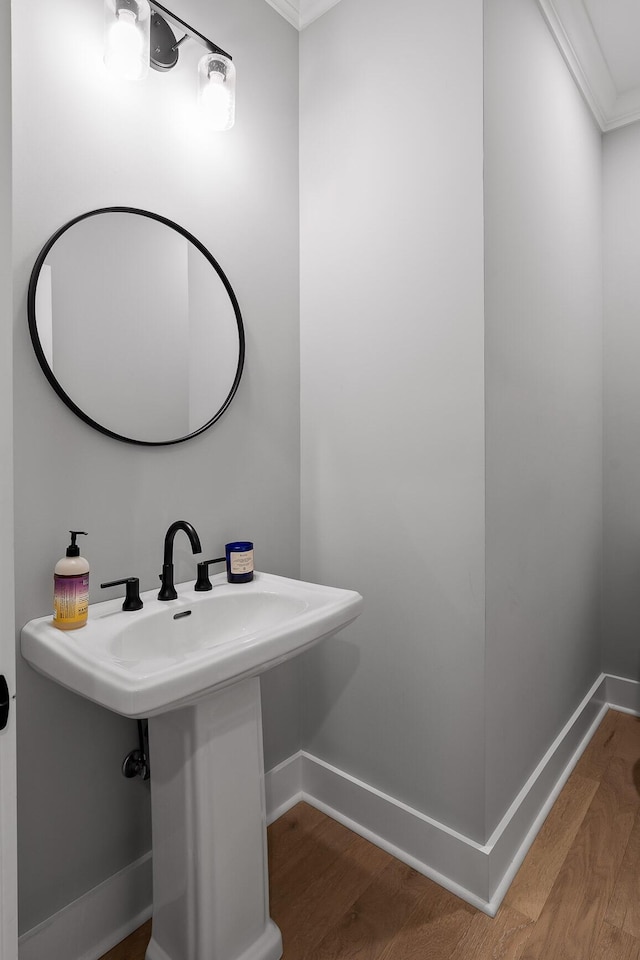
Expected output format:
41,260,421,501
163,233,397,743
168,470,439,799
144,678,283,960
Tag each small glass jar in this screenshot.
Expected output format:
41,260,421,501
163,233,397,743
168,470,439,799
225,541,253,583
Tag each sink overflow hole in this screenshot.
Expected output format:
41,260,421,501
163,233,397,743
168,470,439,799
173,610,192,620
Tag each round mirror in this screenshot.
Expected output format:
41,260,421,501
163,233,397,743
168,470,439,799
27,207,245,445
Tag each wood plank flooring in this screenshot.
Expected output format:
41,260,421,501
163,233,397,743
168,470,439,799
100,708,640,960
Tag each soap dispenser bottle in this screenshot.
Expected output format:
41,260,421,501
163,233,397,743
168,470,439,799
53,531,89,631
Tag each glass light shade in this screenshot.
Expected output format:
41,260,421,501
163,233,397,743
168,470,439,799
104,0,151,81
198,54,236,132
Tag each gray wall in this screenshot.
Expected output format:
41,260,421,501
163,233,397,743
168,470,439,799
12,0,616,936
299,0,488,842
603,123,640,681
299,0,604,848
13,0,300,933
483,0,603,835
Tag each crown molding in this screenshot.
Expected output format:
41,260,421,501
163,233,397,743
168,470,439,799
535,0,640,131
264,0,343,31
263,0,300,30
606,88,640,133
299,0,343,29
267,0,640,129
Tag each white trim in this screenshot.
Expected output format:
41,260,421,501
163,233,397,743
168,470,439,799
299,0,344,30
263,0,301,31
262,0,344,31
280,673,609,914
265,0,640,121
21,673,640,955
265,751,304,824
299,752,491,909
604,674,640,715
535,0,613,130
600,86,640,133
266,0,640,123
485,697,607,910
18,853,152,960
534,0,640,131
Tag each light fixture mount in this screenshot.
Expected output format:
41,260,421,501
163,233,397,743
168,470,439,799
148,1,231,73
149,10,179,71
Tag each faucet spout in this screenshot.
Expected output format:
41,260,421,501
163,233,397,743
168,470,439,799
158,520,202,601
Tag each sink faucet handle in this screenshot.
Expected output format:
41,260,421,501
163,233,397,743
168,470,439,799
195,557,226,592
100,577,144,611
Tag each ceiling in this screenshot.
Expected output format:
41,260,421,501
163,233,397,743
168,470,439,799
266,0,640,132
536,0,640,130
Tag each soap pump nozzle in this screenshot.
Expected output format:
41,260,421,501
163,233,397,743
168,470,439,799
66,530,88,557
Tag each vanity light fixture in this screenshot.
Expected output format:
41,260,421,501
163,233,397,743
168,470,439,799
104,0,236,131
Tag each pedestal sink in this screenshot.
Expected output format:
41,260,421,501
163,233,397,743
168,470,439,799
21,571,363,960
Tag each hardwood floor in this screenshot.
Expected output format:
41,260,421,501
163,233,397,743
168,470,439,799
100,708,640,960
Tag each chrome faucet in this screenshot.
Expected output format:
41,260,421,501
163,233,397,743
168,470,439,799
158,520,202,601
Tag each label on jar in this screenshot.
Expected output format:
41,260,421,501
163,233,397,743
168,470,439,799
229,550,254,575
53,573,89,626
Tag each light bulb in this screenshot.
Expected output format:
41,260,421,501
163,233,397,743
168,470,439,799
201,73,233,129
104,0,150,81
198,54,235,132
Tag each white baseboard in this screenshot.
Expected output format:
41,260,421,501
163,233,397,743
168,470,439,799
604,674,640,715
265,751,304,825
484,675,607,910
18,852,152,960
267,673,609,914
22,671,639,956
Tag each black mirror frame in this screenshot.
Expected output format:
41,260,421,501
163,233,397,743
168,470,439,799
27,206,245,446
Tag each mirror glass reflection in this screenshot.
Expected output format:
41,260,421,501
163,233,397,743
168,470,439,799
29,209,244,445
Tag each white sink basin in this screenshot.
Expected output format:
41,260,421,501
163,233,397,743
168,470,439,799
21,570,363,718
22,569,363,960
